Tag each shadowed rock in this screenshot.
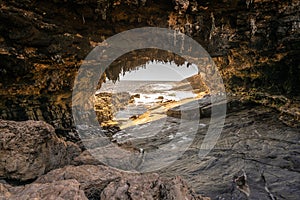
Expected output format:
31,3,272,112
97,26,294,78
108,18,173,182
2,179,87,200
34,165,209,200
0,120,81,181
0,165,210,200
0,119,210,199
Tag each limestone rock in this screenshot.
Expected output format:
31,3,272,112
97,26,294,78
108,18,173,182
0,120,81,181
94,92,131,124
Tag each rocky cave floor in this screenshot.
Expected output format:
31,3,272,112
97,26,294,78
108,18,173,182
160,105,300,200
1,98,299,200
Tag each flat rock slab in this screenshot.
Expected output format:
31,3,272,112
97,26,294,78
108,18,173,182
160,106,300,199
166,95,249,119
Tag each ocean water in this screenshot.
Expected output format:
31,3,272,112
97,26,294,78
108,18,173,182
97,80,197,120
98,80,196,101
97,80,175,94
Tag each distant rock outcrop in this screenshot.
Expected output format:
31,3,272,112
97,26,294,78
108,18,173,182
94,92,131,124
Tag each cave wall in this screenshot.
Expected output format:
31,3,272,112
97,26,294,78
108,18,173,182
0,0,299,131
167,0,300,95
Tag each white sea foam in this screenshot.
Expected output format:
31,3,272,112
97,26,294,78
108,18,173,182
150,83,173,91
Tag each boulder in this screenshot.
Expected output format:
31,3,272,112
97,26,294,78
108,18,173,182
35,165,209,200
0,120,81,181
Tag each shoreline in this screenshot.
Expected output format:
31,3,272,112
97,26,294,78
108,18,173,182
117,91,209,129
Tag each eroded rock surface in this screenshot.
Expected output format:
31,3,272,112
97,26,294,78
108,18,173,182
0,120,81,181
94,91,131,125
0,119,209,199
4,179,88,200
160,106,300,199
35,165,208,200
0,0,299,129
0,0,299,199
0,165,209,200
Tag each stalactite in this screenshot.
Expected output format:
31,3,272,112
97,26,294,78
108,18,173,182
180,31,185,53
95,0,110,20
209,12,216,41
246,0,253,9
250,18,257,36
173,27,178,46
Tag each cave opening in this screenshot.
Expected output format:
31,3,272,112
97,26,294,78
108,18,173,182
94,49,208,135
78,48,218,172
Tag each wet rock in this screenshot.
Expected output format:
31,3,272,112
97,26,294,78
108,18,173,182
166,94,211,119
131,93,141,99
160,106,300,200
166,94,224,119
233,170,250,197
0,120,81,181
167,94,255,119
100,123,121,138
129,115,139,120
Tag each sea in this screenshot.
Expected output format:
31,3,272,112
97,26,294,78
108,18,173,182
97,80,197,120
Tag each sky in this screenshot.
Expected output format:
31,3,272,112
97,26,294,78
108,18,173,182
119,61,198,81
